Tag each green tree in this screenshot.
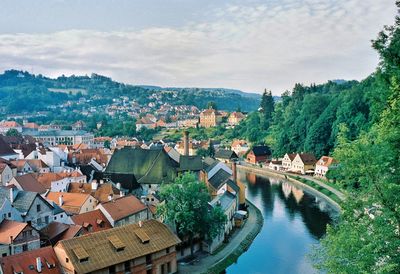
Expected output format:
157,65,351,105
207,141,215,157
157,173,227,257
314,4,400,271
259,89,275,130
104,140,111,149
5,128,21,137
207,101,217,110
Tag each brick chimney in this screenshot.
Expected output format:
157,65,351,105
232,160,237,184
183,131,189,156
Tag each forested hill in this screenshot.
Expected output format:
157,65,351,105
232,74,389,159
0,70,261,113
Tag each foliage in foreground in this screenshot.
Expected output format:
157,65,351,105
157,172,227,256
312,4,400,272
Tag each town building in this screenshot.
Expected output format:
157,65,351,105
8,173,47,194
199,108,222,128
282,153,296,170
40,222,83,246
0,121,22,134
230,139,249,156
22,130,94,147
246,145,271,164
0,136,19,161
53,219,181,274
315,156,337,178
97,195,148,227
0,163,13,186
227,112,245,126
0,187,55,230
70,209,112,235
46,192,98,215
215,149,238,163
0,220,40,256
291,153,317,174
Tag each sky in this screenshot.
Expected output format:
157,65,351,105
0,0,397,95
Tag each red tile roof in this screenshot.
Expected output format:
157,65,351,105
71,209,112,234
12,173,47,193
317,156,337,167
0,246,62,274
99,195,147,221
0,220,27,244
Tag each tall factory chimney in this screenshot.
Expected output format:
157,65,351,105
183,131,189,156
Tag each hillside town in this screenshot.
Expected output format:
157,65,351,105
0,111,337,274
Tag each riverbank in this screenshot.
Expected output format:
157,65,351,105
178,200,264,274
237,164,343,211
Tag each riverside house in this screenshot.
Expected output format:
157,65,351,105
291,153,317,174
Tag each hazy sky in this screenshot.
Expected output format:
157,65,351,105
0,0,396,94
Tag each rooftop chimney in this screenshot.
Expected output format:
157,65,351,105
116,182,121,190
91,180,98,190
59,195,63,206
139,221,143,228
9,188,14,204
232,160,237,184
36,257,42,273
183,131,189,156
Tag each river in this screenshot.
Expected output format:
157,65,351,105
226,171,338,274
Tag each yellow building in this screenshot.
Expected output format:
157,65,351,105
200,108,222,128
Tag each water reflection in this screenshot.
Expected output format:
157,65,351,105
226,171,337,274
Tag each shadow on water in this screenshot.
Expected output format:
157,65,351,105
226,171,337,274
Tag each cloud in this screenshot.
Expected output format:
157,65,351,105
0,0,396,94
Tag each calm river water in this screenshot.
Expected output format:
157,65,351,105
226,171,338,274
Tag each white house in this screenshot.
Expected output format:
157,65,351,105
315,156,337,178
282,153,296,170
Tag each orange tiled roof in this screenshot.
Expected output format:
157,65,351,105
99,195,146,221
46,192,94,214
0,121,21,128
317,156,337,167
0,220,27,244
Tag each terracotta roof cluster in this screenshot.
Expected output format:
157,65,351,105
231,139,247,147
68,149,108,165
56,219,181,273
99,195,146,221
201,108,219,115
71,209,112,234
0,121,21,128
229,111,245,119
23,122,39,129
0,246,62,274
68,182,120,203
35,171,85,189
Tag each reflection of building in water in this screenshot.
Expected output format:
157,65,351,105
291,186,304,204
246,172,257,185
269,177,281,185
281,182,304,204
282,182,292,199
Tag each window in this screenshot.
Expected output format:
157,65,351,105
109,265,116,274
2,253,6,257
37,204,41,212
7,213,11,218
45,216,49,224
124,261,130,272
167,262,171,273
66,258,69,263
146,254,151,265
166,247,170,254
37,218,42,225
22,244,28,251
